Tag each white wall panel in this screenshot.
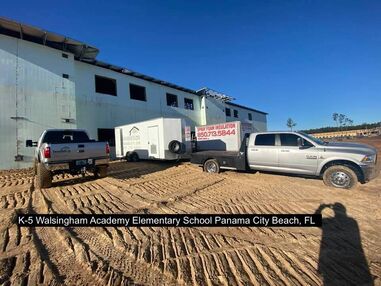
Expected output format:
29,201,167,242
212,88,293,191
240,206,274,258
0,34,76,169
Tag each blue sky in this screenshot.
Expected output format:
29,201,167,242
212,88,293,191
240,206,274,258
3,0,381,130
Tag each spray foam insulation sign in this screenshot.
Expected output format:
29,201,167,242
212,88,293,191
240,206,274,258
196,122,241,151
196,122,238,141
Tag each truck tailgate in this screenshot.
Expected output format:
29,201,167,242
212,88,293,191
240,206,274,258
48,142,108,162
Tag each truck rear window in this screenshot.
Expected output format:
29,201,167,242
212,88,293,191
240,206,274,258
255,134,275,146
42,131,91,144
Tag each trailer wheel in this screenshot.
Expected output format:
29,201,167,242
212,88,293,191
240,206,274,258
203,159,220,174
36,163,52,188
95,165,108,178
126,152,139,162
168,140,182,154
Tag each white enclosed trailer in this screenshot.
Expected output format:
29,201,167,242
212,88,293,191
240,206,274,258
195,121,254,151
115,118,192,161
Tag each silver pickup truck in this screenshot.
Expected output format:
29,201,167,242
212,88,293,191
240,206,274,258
191,131,379,189
27,129,110,188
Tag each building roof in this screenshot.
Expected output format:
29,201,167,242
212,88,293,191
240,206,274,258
0,17,98,60
0,16,267,115
226,102,268,115
80,59,198,94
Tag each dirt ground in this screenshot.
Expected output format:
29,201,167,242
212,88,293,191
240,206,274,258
0,137,380,285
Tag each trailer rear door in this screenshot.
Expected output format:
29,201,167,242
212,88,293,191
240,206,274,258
148,126,159,157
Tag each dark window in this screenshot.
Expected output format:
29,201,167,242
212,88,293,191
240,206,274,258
62,74,69,79
248,113,252,120
225,108,231,117
166,93,178,107
280,134,313,147
280,134,299,146
184,98,194,110
255,134,275,146
95,75,117,96
98,128,115,147
42,131,90,144
233,110,238,118
62,53,69,58
130,84,146,101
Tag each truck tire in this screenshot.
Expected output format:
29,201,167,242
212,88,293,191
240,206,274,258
95,166,108,178
168,140,182,154
203,159,220,174
33,160,37,175
323,165,358,189
36,163,52,188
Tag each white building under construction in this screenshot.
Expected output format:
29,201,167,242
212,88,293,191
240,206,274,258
0,17,267,170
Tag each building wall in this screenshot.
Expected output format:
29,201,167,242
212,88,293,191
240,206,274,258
0,34,267,169
312,128,381,139
225,104,267,132
200,97,226,125
0,34,76,169
74,61,202,141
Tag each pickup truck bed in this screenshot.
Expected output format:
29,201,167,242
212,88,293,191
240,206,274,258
28,129,110,188
191,150,247,171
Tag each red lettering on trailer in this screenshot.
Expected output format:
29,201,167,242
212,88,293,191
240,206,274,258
196,123,237,140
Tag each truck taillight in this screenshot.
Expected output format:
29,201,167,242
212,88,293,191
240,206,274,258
106,143,110,154
43,147,51,158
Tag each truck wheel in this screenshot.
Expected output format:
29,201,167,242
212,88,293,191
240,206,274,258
203,159,220,173
323,165,358,189
36,163,52,188
95,166,108,178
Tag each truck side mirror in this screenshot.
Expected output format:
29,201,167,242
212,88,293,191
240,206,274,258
297,137,303,147
26,140,37,147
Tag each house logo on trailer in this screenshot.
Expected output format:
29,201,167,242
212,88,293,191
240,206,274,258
125,127,141,148
129,127,139,136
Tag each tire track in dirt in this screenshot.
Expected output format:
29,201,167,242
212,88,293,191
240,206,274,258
1,158,380,285
42,163,324,286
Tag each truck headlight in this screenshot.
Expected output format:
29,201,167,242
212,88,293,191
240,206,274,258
361,154,376,163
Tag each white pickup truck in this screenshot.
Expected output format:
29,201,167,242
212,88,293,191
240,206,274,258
191,131,379,189
27,129,110,188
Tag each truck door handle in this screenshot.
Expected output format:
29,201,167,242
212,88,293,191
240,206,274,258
251,148,258,151
78,150,84,153
280,150,290,152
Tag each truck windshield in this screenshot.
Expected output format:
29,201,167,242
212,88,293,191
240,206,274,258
42,131,91,144
298,132,325,145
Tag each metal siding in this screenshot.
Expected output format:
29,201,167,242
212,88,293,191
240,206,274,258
0,34,76,169
0,36,17,169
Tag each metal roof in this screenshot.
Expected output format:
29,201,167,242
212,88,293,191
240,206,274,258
0,17,98,60
80,58,198,94
226,101,268,115
196,87,235,102
0,17,267,115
